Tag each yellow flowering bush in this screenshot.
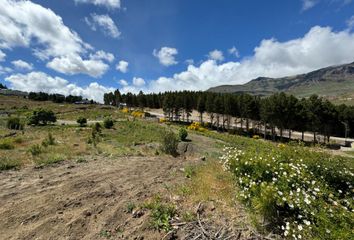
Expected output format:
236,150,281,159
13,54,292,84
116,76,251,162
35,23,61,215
187,122,207,132
159,118,168,123
121,107,129,113
131,110,144,118
253,135,260,140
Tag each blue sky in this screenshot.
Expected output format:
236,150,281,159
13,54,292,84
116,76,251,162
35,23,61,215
0,0,354,102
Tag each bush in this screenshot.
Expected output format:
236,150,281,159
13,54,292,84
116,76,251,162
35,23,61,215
92,122,102,134
27,109,56,126
28,144,42,156
7,117,24,130
143,197,176,232
220,145,354,239
103,117,114,129
0,140,15,150
178,128,188,141
42,133,55,147
161,131,178,156
77,117,87,127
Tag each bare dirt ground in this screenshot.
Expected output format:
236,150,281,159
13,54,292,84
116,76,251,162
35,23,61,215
0,155,188,240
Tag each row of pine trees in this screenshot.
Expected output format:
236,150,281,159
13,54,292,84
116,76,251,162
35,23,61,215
104,90,354,142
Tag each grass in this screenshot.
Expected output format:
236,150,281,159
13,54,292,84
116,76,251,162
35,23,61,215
143,196,177,232
0,157,21,170
0,139,15,150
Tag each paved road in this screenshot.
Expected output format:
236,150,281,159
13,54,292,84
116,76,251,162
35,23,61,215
147,110,354,145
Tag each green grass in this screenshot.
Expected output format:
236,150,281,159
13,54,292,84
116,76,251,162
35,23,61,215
0,157,21,170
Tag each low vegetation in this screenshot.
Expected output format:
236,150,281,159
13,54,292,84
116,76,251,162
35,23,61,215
220,142,354,239
178,127,188,141
7,117,24,130
77,116,87,127
28,109,56,126
161,130,179,156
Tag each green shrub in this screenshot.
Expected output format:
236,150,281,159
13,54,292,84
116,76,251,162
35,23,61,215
220,145,354,239
0,140,15,150
103,118,114,129
13,137,24,144
77,117,87,127
6,117,24,130
93,122,102,133
143,197,176,232
161,131,179,156
178,127,188,141
28,144,42,156
27,109,56,125
42,133,55,147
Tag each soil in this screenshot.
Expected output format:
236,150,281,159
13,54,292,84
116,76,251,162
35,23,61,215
0,156,187,240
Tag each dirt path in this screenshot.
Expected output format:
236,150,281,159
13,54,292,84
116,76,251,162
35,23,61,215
0,156,187,240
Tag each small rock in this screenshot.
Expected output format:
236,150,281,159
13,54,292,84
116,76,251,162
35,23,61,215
83,210,92,217
132,209,144,218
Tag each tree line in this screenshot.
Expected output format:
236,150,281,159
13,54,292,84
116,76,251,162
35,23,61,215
104,90,354,142
28,92,93,104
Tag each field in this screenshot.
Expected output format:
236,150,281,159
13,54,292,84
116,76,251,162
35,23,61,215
0,96,353,239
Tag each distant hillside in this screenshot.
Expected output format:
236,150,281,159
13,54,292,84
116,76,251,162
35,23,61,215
208,62,354,98
0,88,28,97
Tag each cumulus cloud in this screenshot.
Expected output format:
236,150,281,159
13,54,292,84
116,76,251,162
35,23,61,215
116,60,129,73
85,14,120,38
74,0,121,9
119,79,128,86
153,47,178,66
46,54,109,78
302,0,318,11
89,50,115,62
0,1,112,77
11,60,33,71
228,46,240,58
0,0,88,59
123,26,354,93
5,71,114,102
132,77,145,87
208,50,224,62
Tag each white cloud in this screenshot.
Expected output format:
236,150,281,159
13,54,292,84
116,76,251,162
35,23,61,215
0,50,6,62
347,16,354,30
0,65,12,75
119,79,128,86
116,60,129,73
302,0,318,11
74,0,121,9
0,0,88,59
208,49,224,62
132,77,145,87
153,47,178,66
0,0,113,77
11,60,33,71
228,46,240,58
85,14,120,39
89,50,115,62
185,59,194,65
124,26,354,93
46,54,109,78
5,71,114,103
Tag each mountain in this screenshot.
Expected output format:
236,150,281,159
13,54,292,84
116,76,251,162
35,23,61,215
208,62,354,98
